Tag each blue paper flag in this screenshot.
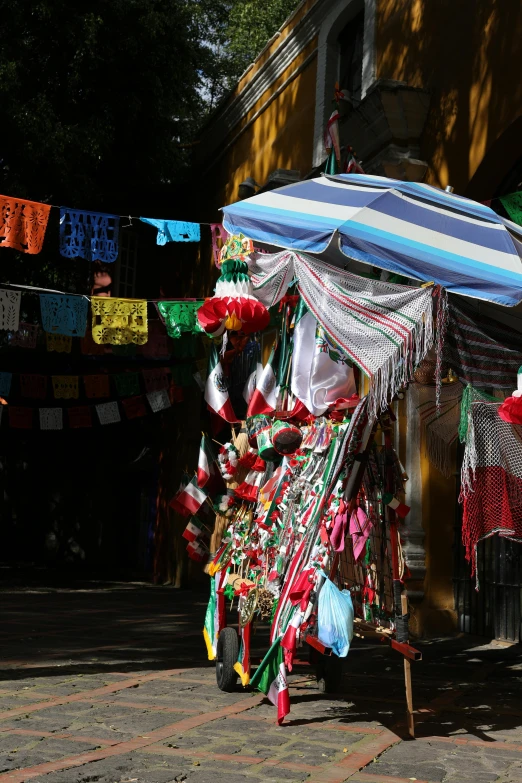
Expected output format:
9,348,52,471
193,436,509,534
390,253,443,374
60,208,119,263
140,217,200,244
40,294,88,337
0,372,12,397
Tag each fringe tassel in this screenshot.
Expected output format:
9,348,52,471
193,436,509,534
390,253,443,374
367,294,435,421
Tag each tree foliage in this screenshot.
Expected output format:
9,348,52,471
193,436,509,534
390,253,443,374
0,0,212,208
0,0,301,208
199,0,302,111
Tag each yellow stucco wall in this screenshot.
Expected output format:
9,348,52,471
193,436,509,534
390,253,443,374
376,0,522,197
200,40,318,216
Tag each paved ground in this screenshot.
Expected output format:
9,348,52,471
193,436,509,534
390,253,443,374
0,582,521,783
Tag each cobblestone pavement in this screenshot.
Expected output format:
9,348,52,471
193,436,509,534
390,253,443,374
0,583,521,783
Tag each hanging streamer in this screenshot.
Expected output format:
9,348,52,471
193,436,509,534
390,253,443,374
59,208,119,263
0,196,51,254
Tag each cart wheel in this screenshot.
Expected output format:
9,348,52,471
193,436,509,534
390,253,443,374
316,655,344,694
216,627,239,692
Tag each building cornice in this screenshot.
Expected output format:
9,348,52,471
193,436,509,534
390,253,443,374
198,0,331,157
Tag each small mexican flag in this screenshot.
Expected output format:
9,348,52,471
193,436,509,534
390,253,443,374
205,344,239,423
182,517,202,543
186,540,206,562
250,636,290,725
197,433,214,487
246,344,279,417
197,433,223,494
383,493,410,518
203,568,228,660
170,477,207,518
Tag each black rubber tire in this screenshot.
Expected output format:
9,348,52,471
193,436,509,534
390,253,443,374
215,627,239,692
316,654,344,694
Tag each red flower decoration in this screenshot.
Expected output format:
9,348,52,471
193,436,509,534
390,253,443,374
498,395,522,425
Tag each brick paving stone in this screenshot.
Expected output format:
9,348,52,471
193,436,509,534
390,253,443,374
366,738,522,783
1,586,522,783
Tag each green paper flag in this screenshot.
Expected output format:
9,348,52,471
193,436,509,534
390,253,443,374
500,192,522,226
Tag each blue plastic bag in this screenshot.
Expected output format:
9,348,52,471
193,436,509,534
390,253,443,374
317,577,354,658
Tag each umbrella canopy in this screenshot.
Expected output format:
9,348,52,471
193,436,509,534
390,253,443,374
222,173,522,307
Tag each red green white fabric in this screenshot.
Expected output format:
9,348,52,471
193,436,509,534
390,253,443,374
234,616,251,686
249,250,434,419
291,298,356,416
250,636,290,725
205,344,239,423
171,477,207,518
246,345,279,417
182,518,202,543
203,567,228,660
461,401,522,586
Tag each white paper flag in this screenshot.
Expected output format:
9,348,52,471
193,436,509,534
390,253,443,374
39,407,63,430
147,389,171,413
96,401,121,425
0,289,21,331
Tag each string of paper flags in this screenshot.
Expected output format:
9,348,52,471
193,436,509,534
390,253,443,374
0,192,228,265
0,366,191,402
0,286,205,347
0,387,176,431
1,186,520,265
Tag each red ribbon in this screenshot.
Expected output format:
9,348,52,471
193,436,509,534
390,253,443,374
278,294,300,313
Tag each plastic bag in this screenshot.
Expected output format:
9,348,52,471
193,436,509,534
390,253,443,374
317,577,354,658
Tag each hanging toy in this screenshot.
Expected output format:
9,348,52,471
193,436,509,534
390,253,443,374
197,234,270,336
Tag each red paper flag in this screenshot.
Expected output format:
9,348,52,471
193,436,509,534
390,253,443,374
122,395,148,419
68,406,93,428
9,406,33,428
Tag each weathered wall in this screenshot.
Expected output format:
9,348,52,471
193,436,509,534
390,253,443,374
199,45,318,216
376,0,522,197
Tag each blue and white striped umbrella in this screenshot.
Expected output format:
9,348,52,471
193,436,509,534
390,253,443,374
222,173,522,306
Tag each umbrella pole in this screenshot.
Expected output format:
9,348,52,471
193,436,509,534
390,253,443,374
385,423,418,739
